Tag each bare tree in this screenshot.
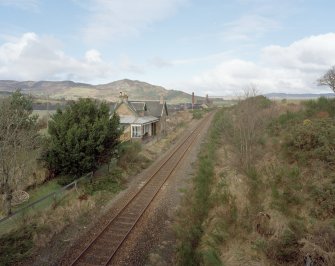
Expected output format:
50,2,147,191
228,86,273,170
0,91,38,215
318,66,335,92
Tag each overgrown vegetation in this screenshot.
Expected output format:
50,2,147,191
0,91,39,215
0,224,35,265
117,141,151,174
0,95,126,264
191,108,213,120
175,109,224,265
176,96,335,265
221,95,272,170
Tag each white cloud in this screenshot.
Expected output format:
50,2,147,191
187,33,335,95
262,33,335,71
79,0,188,43
2,32,335,96
0,32,116,82
85,49,102,63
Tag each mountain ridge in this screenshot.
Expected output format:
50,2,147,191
0,79,200,103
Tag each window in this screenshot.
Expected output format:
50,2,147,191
131,125,142,138
143,124,150,136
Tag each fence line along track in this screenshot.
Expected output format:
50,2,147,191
70,114,212,266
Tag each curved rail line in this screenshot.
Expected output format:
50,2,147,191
70,114,212,266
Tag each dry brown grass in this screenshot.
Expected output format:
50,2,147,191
196,99,335,266
32,194,95,248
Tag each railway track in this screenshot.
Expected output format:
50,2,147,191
70,114,212,266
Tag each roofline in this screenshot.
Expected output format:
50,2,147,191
132,120,159,126
113,101,138,116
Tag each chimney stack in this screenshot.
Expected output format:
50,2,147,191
192,92,195,110
160,94,164,104
119,91,128,103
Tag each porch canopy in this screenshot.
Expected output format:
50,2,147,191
120,115,159,138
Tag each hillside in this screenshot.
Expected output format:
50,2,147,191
0,79,201,103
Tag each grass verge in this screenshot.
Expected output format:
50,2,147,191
175,109,224,265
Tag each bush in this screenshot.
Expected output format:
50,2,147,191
0,224,35,265
224,96,274,169
304,97,335,117
191,110,203,119
253,95,272,109
84,167,123,195
268,110,305,135
266,229,302,264
285,118,335,164
311,182,335,219
117,141,150,171
201,248,222,266
300,223,335,265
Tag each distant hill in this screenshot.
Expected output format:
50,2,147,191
0,79,200,103
264,92,335,99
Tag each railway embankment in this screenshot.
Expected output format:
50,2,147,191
176,96,335,265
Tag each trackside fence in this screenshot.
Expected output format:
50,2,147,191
0,172,93,234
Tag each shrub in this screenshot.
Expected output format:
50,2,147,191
300,223,335,265
83,167,123,195
252,238,268,252
191,110,203,119
266,229,302,264
201,248,222,266
0,224,35,265
225,96,274,169
311,182,335,219
267,163,302,214
304,97,335,117
268,110,305,135
285,118,335,164
117,141,150,171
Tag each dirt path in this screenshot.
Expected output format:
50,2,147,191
109,114,213,265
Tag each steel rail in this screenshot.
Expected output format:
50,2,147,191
70,114,211,266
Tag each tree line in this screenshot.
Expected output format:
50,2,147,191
0,91,121,216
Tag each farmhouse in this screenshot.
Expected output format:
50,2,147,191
111,92,168,141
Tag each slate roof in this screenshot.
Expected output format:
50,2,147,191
128,101,147,114
119,115,159,125
110,99,168,126
110,101,147,114
144,101,167,117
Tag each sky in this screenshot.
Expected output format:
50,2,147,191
0,0,335,96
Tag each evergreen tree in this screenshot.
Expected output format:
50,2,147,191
43,98,121,178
